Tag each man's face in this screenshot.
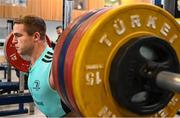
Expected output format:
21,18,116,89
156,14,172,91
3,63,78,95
56,27,62,35
12,24,35,56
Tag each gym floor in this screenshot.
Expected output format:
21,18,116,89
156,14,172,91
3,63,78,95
0,69,45,117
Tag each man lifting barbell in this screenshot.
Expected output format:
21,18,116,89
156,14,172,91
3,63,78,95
5,4,180,117
12,15,72,117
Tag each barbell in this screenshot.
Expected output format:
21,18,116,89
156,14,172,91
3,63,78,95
4,4,180,117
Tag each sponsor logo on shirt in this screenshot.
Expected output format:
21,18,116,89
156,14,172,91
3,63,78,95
33,80,40,91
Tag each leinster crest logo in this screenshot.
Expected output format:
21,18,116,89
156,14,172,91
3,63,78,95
33,80,40,91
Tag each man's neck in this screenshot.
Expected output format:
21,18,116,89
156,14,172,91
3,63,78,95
30,42,47,65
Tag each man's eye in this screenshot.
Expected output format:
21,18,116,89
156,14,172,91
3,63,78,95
14,34,22,37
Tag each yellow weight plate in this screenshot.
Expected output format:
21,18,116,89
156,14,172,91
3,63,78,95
176,18,180,24
72,4,180,117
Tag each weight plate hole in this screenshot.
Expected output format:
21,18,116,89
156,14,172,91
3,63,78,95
131,91,148,103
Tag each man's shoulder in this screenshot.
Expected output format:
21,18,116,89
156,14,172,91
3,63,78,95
41,48,53,63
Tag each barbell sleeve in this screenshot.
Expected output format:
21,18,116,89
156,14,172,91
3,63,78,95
156,71,180,93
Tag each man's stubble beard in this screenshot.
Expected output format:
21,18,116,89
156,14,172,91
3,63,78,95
20,54,31,61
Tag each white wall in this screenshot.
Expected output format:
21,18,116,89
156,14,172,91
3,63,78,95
0,18,8,40
45,20,62,42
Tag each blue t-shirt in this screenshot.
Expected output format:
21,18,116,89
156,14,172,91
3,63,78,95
28,47,66,117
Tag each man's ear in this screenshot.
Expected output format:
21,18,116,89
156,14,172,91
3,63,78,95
33,32,41,41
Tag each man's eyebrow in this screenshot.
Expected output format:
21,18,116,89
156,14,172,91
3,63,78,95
13,33,22,36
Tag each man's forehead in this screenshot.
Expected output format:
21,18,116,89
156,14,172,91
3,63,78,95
13,24,24,28
13,25,28,36
13,24,25,32
59,28,62,30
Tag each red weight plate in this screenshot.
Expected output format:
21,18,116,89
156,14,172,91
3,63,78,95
59,10,100,114
4,33,30,72
52,12,96,110
64,7,111,113
4,33,52,72
52,25,73,109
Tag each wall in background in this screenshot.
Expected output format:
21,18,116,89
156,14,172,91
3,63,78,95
0,0,62,21
121,0,152,4
46,20,62,42
0,18,7,40
0,0,105,21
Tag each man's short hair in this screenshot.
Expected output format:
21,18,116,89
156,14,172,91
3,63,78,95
56,26,62,30
14,15,46,40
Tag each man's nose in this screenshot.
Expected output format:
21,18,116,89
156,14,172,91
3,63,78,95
12,35,18,45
